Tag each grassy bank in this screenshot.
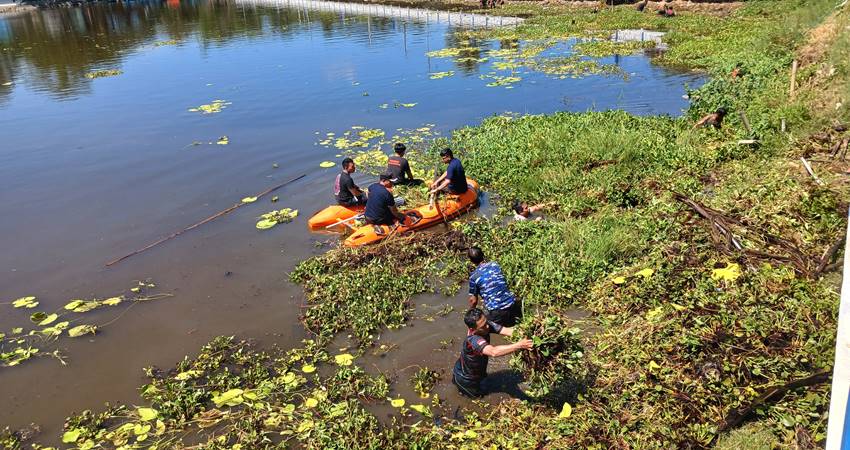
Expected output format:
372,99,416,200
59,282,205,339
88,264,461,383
5,0,850,448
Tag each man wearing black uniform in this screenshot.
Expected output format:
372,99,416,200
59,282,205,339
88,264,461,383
334,157,366,206
452,308,533,397
364,173,406,226
387,143,423,186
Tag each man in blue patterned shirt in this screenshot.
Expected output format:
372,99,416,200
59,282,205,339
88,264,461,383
467,246,523,327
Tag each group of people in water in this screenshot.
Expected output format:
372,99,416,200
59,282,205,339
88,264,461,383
330,144,542,397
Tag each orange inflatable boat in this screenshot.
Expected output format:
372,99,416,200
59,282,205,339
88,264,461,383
307,204,364,231
343,179,479,247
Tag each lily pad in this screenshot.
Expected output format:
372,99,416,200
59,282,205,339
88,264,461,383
12,296,38,309
334,353,354,366
68,324,97,338
241,197,258,203
319,161,336,168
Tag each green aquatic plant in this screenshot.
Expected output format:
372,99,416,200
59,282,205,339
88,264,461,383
256,208,298,230
410,367,441,398
84,69,122,79
188,99,230,114
1,280,169,368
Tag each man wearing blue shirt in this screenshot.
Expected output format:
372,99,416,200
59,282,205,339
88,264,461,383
364,172,406,226
467,246,523,327
429,148,468,195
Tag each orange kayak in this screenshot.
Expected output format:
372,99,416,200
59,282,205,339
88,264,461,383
307,204,364,231
343,179,479,247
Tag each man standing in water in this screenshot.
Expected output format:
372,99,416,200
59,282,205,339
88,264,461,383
512,200,556,221
387,143,423,186
452,308,533,397
467,246,523,327
335,157,367,206
364,173,406,226
429,148,468,195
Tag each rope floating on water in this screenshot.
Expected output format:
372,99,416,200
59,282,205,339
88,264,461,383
105,174,307,267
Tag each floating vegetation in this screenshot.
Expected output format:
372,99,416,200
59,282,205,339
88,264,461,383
1,280,169,367
241,196,257,203
573,39,655,58
256,208,298,230
216,136,229,145
482,74,522,88
152,39,179,47
319,161,336,168
395,102,417,108
429,71,454,80
188,99,231,115
410,367,441,398
84,69,122,79
510,314,587,404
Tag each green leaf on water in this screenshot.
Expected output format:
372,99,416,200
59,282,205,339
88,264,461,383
62,429,82,443
30,311,47,323
256,219,277,230
38,313,59,326
68,324,97,338
212,389,244,407
175,370,201,381
320,161,336,168
102,296,123,306
12,296,38,308
137,407,158,421
216,136,229,145
241,197,258,203
64,300,84,310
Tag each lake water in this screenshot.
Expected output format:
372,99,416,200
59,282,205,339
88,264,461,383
0,0,702,439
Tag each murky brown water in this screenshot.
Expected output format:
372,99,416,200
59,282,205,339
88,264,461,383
0,0,699,440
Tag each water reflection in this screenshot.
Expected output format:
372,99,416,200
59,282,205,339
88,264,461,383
0,0,431,100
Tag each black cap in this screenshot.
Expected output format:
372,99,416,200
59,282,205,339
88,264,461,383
379,172,393,182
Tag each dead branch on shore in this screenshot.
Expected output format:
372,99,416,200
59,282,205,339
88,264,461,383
672,192,843,278
716,369,831,435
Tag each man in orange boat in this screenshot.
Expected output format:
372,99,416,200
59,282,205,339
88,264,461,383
364,173,406,227
429,148,468,195
387,143,423,186
467,247,523,327
334,157,367,206
452,308,533,397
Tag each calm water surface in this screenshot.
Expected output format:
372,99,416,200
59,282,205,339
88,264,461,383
0,0,702,439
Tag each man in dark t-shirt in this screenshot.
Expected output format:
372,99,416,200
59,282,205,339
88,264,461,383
334,157,367,206
386,143,423,186
430,148,468,195
364,173,406,226
452,308,533,397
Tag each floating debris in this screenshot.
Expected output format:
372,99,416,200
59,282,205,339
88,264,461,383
429,71,454,80
188,99,231,115
84,69,122,79
256,208,298,230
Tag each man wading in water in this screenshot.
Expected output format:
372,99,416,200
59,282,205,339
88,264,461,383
452,308,533,397
467,247,523,327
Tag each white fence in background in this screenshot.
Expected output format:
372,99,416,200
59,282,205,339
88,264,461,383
232,0,524,28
